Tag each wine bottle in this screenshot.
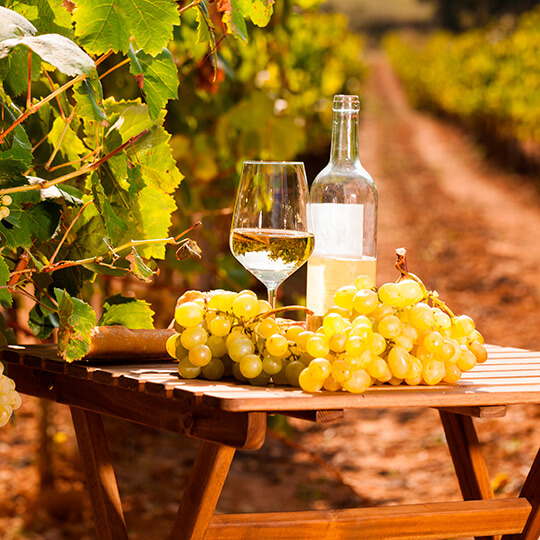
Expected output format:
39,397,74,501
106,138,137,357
306,94,378,316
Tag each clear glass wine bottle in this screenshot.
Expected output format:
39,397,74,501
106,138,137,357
306,94,378,316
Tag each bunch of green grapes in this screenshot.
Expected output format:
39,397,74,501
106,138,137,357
0,363,22,427
166,275,487,394
297,275,487,393
166,289,308,386
0,195,12,221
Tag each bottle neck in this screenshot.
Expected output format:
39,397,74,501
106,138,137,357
329,108,360,166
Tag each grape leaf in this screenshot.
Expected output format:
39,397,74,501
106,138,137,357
49,116,87,164
0,255,12,308
54,288,96,362
73,0,179,56
98,294,154,328
26,201,62,242
11,0,74,38
0,96,32,167
238,0,274,27
196,4,215,46
73,74,108,125
0,6,37,41
217,0,248,42
28,296,59,339
128,47,179,120
0,34,95,76
137,185,176,258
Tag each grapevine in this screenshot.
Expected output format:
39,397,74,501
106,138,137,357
168,250,487,393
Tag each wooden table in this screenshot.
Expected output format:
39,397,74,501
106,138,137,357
2,343,539,540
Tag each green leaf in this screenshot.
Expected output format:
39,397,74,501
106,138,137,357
128,47,178,120
73,0,179,56
10,1,74,38
49,116,87,164
217,0,248,42
98,294,154,329
0,6,37,41
196,4,215,45
238,0,274,27
54,288,96,362
0,255,12,308
28,297,59,340
137,185,176,258
26,201,62,242
0,34,95,76
73,72,108,124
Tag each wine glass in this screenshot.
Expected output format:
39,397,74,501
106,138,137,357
230,161,314,309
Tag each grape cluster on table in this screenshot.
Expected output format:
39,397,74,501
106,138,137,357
167,275,487,394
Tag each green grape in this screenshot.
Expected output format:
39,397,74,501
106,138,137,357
348,322,372,341
1,195,12,206
456,348,476,371
331,359,351,383
422,359,445,385
443,364,462,384
451,315,475,338
306,335,330,358
178,357,202,379
265,333,288,357
393,333,414,352
407,302,434,332
225,328,245,349
469,341,488,363
322,312,348,338
202,358,225,380
215,291,237,313
378,282,400,305
366,356,387,379
323,375,341,392
0,206,10,220
345,335,365,356
255,318,279,338
355,275,374,290
342,369,371,393
369,333,387,356
189,344,212,367
433,308,452,330
396,279,423,306
334,285,357,311
308,358,331,380
285,325,304,342
352,289,379,314
239,354,263,379
285,360,305,386
206,335,227,358
166,333,180,358
228,337,255,362
440,337,461,363
258,299,272,314
298,368,323,392
232,294,260,319
208,315,232,337
232,362,248,382
249,372,272,386
328,332,347,353
423,331,444,354
295,330,315,350
175,302,204,327
9,390,21,410
377,315,402,339
180,326,208,349
262,355,283,375
388,346,412,379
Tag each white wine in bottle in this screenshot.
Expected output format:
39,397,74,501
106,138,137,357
307,95,378,316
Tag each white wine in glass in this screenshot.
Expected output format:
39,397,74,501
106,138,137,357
230,161,314,309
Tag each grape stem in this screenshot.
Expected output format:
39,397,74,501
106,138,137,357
250,305,313,324
394,247,456,318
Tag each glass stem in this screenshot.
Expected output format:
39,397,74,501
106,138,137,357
267,286,278,310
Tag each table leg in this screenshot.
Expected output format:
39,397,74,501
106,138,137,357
502,447,540,540
439,410,497,540
168,441,236,540
70,406,128,540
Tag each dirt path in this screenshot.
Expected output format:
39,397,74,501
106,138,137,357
2,52,540,539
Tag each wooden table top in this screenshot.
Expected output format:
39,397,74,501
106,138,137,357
3,343,540,413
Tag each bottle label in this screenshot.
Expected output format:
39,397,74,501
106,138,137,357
309,203,364,257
